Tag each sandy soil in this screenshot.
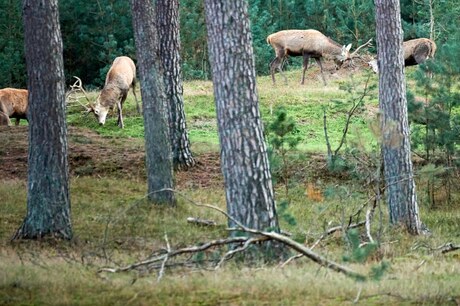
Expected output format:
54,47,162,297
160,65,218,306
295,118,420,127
0,126,223,189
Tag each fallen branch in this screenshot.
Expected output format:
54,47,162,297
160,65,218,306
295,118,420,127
98,236,249,273
438,243,460,254
100,188,366,281
187,217,217,227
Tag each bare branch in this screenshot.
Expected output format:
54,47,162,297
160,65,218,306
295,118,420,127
310,221,366,250
98,236,250,274
215,237,267,270
187,217,217,227
100,188,365,280
438,243,460,254
157,233,171,282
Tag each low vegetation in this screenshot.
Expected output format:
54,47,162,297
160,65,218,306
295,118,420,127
1,66,459,305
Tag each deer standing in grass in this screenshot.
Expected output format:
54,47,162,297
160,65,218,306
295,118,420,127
368,38,437,73
88,56,139,128
267,29,371,85
0,88,28,126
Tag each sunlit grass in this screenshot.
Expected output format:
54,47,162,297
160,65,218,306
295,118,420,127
1,69,459,305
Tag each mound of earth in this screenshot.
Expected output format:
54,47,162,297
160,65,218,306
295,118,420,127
0,126,223,189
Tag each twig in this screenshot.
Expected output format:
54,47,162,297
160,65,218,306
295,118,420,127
438,243,460,254
310,221,366,250
215,237,266,270
157,233,171,282
353,285,363,304
186,217,217,227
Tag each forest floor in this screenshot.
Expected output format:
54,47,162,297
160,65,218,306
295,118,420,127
0,126,223,189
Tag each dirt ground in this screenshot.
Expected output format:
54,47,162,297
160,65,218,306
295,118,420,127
0,126,223,188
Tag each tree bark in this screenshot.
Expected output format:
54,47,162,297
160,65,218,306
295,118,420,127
204,0,286,260
375,0,423,234
14,0,72,240
156,0,195,171
130,0,175,205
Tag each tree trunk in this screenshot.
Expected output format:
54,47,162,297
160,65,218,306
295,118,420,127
130,0,175,205
14,0,72,240
375,0,423,234
204,0,286,260
156,0,195,171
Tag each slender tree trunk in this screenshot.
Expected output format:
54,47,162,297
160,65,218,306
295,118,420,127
156,0,195,171
14,0,72,240
375,0,423,234
130,0,175,205
204,0,286,260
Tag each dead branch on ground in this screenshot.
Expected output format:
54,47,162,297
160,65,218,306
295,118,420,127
99,188,366,281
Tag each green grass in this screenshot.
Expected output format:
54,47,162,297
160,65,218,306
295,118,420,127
1,68,460,305
66,68,380,152
1,178,459,305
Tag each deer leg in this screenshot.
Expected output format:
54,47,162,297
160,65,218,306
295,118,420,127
117,102,124,129
117,95,126,129
279,56,288,84
301,53,311,85
131,80,141,114
15,118,20,126
270,56,281,85
314,58,327,86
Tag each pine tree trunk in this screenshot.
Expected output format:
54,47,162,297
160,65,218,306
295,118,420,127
204,0,286,260
14,0,72,240
375,0,423,234
130,0,175,205
156,0,195,171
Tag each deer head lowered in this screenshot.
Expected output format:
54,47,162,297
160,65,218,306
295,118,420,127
76,56,140,129
368,38,437,74
267,29,372,85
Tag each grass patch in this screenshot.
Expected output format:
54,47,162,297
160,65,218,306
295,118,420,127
1,68,459,305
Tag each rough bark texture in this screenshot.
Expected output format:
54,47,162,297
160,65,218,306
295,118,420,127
204,0,285,259
14,0,72,239
375,0,422,234
130,0,175,205
156,0,195,171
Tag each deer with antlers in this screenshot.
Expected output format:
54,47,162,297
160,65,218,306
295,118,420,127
368,38,437,74
79,56,140,129
267,29,372,85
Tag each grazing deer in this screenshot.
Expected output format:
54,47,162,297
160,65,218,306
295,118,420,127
368,38,437,73
87,56,139,128
0,88,28,126
267,29,371,85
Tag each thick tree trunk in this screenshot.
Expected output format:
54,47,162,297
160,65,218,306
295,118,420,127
204,0,286,260
375,0,423,234
156,0,195,171
14,0,72,240
130,0,175,205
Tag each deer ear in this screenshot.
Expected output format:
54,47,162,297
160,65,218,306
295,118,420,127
345,43,352,52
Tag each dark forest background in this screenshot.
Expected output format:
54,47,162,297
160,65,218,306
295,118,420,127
0,0,458,89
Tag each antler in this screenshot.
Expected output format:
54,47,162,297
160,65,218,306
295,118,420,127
65,76,93,113
350,38,373,59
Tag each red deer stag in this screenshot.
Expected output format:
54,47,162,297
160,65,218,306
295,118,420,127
368,38,437,73
0,88,28,126
87,56,139,128
267,29,371,85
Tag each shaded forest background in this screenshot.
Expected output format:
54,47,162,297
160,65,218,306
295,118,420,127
0,0,458,89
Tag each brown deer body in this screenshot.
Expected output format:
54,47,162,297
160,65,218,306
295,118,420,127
368,38,437,73
267,29,352,85
89,56,139,128
0,88,28,126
